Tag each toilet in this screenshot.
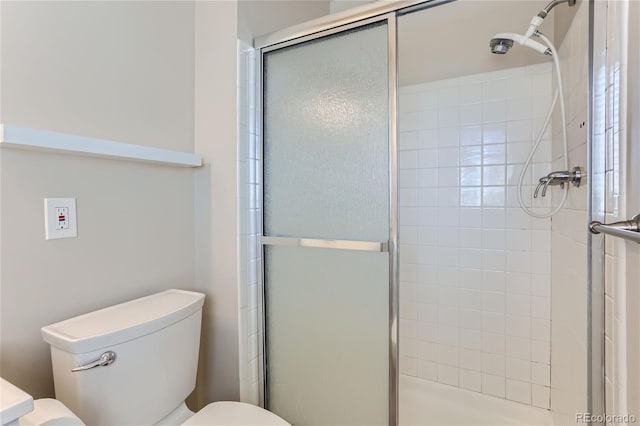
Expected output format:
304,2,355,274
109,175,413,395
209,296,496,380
0,377,83,426
40,289,289,426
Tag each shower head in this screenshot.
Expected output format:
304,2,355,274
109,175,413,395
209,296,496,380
489,37,514,54
492,0,575,55
489,32,552,56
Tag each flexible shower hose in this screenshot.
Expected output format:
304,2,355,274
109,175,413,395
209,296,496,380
517,32,569,218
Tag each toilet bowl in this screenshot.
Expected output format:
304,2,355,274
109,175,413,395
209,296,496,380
0,378,83,426
40,289,289,426
182,402,288,426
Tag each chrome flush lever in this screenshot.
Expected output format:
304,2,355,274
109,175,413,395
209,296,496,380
71,351,116,372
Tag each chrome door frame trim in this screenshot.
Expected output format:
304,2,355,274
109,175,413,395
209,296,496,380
258,36,267,409
587,0,606,423
254,0,454,50
259,13,400,425
261,13,392,54
387,12,399,426
261,236,389,252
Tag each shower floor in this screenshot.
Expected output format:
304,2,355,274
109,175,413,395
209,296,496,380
399,375,554,425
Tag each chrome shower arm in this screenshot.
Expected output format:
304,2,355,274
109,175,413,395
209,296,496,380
538,0,576,18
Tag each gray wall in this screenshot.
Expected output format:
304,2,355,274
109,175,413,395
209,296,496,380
239,0,329,43
0,1,196,398
192,0,331,406
0,0,331,407
554,0,581,48
193,0,241,405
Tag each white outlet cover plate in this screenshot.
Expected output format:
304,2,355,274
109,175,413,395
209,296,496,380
44,198,77,240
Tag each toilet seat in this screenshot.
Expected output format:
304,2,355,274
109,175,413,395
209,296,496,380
182,402,290,426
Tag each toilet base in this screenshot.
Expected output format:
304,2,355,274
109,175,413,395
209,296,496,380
155,402,195,426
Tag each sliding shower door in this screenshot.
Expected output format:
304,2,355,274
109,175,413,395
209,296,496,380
261,16,397,426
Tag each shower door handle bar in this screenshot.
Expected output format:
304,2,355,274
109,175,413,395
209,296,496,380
261,236,389,252
589,213,640,244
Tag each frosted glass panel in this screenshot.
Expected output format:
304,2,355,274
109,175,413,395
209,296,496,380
265,246,389,425
263,22,389,241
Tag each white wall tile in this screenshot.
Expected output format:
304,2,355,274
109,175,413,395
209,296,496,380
532,340,550,364
532,318,551,342
460,348,482,371
401,355,418,376
399,65,552,405
419,341,439,362
400,337,418,357
482,373,506,398
482,332,505,355
400,150,419,169
506,357,531,382
460,329,483,351
507,120,533,143
482,123,506,145
419,109,438,130
460,369,482,392
483,312,506,334
483,145,506,165
400,132,419,152
400,112,418,131
460,125,482,145
400,93,420,113
482,292,505,313
532,384,551,409
506,272,531,295
418,360,438,381
439,365,460,386
507,336,531,361
460,104,482,125
506,315,531,339
531,362,551,386
531,296,551,320
506,379,532,405
419,129,438,149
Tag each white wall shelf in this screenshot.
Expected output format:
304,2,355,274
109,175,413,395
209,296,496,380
0,124,202,167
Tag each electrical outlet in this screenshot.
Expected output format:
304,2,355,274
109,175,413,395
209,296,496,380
45,198,77,240
55,207,69,230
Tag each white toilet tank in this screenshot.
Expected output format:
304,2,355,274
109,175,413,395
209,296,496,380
41,289,205,426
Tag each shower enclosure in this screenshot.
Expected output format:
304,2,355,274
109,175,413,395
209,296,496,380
251,0,604,424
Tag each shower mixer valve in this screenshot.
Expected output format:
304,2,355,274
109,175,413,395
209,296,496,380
534,166,583,198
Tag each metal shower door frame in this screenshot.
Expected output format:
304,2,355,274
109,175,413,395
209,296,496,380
258,11,399,425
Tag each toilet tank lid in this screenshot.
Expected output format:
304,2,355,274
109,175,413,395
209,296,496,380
41,289,205,354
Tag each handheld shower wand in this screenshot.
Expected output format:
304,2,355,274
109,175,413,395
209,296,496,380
489,0,577,56
488,0,578,219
